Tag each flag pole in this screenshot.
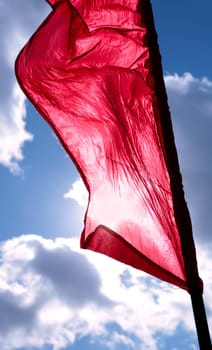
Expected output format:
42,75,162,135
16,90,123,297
139,0,212,348
190,288,211,349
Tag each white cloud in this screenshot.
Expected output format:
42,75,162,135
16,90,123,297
0,0,50,173
64,178,88,207
165,73,212,95
0,234,211,350
0,85,33,174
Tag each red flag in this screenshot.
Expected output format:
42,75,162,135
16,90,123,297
16,0,201,290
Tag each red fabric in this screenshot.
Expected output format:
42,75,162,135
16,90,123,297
16,0,195,289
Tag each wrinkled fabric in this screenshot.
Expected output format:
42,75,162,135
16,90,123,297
16,0,198,289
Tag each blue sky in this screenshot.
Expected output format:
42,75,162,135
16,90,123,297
0,1,212,350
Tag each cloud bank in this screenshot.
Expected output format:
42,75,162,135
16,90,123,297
0,234,211,350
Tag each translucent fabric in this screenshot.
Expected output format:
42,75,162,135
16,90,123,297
16,0,200,290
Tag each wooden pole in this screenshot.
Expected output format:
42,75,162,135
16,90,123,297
139,0,212,348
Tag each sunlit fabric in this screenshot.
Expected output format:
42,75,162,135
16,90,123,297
16,0,199,289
